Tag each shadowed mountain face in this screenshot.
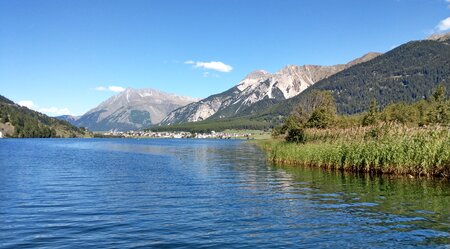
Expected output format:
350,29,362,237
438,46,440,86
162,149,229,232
71,88,196,131
159,53,380,125
56,115,80,124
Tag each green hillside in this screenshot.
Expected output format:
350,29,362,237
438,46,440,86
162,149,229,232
0,95,91,138
263,37,450,118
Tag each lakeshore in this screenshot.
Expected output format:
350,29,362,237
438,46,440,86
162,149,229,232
255,125,450,178
99,129,271,139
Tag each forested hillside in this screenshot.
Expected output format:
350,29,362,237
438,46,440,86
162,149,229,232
0,95,90,138
261,35,450,119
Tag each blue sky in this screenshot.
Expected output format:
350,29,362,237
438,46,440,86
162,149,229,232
1,0,449,116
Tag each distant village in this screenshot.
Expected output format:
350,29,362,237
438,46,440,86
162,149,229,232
102,130,255,139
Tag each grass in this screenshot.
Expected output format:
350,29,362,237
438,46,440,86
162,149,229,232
255,124,450,178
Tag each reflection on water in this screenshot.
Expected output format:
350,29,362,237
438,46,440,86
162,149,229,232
276,165,450,246
0,138,449,248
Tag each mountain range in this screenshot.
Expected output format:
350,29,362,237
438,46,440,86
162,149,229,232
159,52,380,125
64,88,196,131
55,32,450,132
257,32,450,119
147,32,450,132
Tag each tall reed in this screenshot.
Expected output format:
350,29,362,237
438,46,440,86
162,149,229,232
257,124,450,177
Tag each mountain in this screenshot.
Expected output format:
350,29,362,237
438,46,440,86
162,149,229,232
261,32,450,118
56,115,80,124
73,88,196,131
159,52,380,125
427,32,450,42
0,95,89,138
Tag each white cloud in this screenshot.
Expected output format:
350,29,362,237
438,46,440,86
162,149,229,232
95,86,107,91
39,107,71,116
18,100,71,116
95,85,126,92
195,61,233,72
437,16,450,31
18,100,35,109
185,60,233,73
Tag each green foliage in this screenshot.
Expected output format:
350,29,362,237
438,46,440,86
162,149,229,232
257,125,450,177
260,86,450,178
358,85,450,127
0,95,15,104
362,99,378,126
0,95,89,138
285,128,306,144
426,84,450,125
279,85,450,142
379,102,418,124
271,125,284,138
306,108,335,128
279,90,337,142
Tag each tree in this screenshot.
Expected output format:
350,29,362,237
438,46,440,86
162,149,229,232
281,90,337,142
427,84,450,125
285,128,306,144
380,102,418,124
362,99,378,126
306,108,335,128
416,100,428,127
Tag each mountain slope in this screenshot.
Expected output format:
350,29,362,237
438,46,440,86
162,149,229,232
56,115,80,124
261,33,450,118
160,53,380,125
74,88,196,131
0,95,89,138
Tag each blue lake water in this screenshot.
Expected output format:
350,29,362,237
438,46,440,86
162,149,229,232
0,138,449,248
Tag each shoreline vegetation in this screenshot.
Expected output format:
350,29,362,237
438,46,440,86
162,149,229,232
256,85,450,178
255,125,450,178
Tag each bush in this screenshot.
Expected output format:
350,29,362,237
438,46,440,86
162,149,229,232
286,128,306,144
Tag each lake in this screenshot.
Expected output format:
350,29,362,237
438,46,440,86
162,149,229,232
0,138,449,248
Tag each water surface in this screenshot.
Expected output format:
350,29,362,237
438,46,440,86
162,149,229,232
0,139,449,248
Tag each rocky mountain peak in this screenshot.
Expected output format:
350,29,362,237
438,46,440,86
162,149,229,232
427,32,450,42
276,65,303,75
72,88,196,131
244,70,270,80
160,52,382,125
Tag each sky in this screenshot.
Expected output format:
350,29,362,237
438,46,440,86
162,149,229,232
1,0,449,116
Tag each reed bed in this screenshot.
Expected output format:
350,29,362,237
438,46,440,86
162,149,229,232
257,124,450,178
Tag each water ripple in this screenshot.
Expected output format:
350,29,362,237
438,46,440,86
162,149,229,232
0,138,449,248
